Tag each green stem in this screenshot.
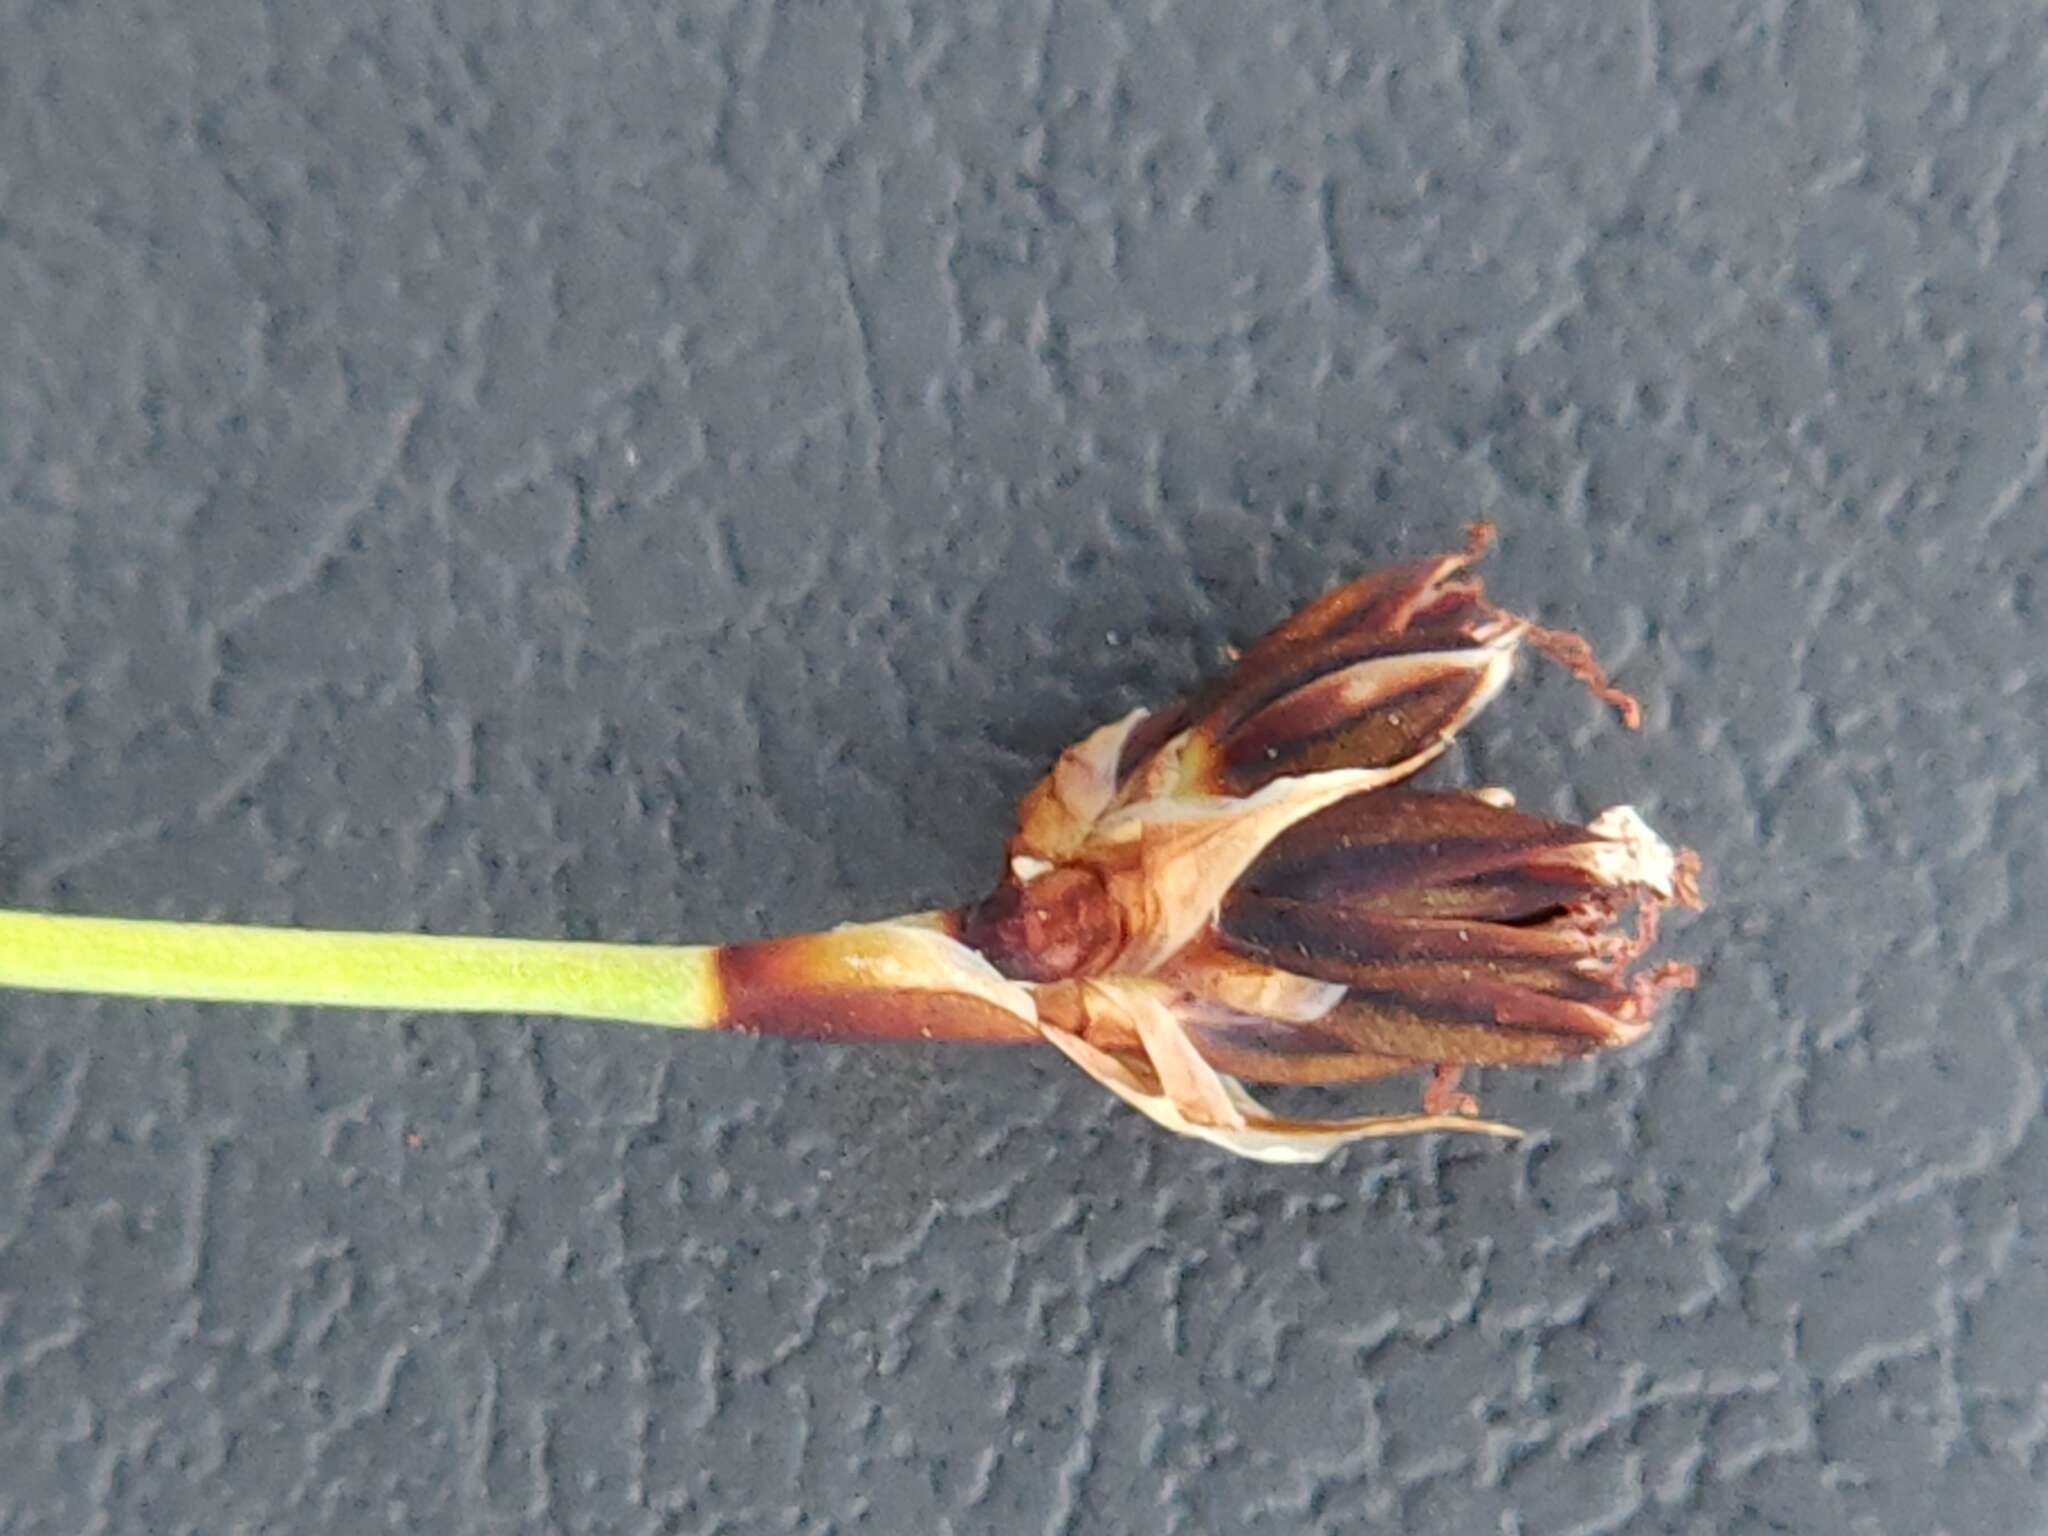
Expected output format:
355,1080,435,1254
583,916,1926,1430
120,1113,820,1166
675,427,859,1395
0,909,722,1029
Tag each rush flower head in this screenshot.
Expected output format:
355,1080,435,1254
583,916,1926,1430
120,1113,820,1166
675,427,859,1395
946,523,1702,1160
0,525,1701,1166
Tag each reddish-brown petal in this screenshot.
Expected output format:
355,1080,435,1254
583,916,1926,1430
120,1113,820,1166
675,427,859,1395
1111,527,1504,788
1345,964,1630,1015
1175,998,1421,1085
1179,616,1510,762
1212,643,1514,794
1315,985,1642,1067
1219,900,1616,974
1243,522,1499,657
1232,791,1609,914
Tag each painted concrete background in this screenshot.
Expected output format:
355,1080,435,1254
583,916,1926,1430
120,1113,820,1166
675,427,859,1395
2,2,2043,1531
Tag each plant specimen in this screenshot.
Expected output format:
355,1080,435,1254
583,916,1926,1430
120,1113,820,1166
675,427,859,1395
0,526,1700,1162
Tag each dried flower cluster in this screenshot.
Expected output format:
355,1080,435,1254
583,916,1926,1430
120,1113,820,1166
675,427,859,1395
721,526,1702,1162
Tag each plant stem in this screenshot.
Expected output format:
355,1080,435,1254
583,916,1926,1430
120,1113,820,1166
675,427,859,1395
0,909,722,1029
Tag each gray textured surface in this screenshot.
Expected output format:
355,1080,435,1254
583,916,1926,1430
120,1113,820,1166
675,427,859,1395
1,1,2044,1531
